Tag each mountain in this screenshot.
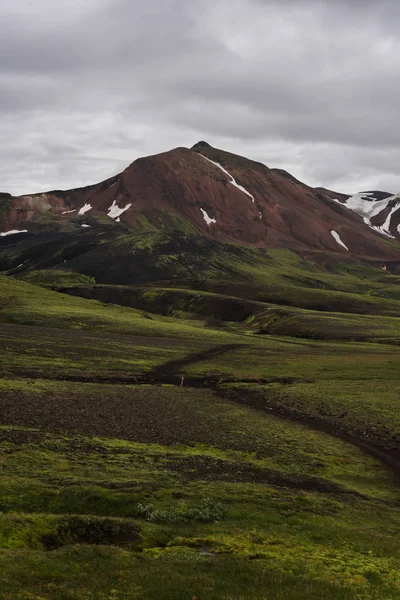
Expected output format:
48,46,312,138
1,142,400,261
3,144,400,599
329,190,400,239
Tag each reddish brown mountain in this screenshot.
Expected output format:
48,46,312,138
1,142,400,259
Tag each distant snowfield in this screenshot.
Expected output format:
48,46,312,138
107,200,132,219
331,230,349,251
0,229,28,237
61,209,76,215
200,208,217,225
201,155,255,203
78,203,92,215
331,192,400,239
81,224,91,228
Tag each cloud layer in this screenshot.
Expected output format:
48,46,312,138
1,0,399,195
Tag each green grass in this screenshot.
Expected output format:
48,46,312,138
244,305,400,342
51,283,400,342
4,229,400,317
232,379,400,455
22,269,96,287
69,240,400,317
0,275,236,341
1,382,400,598
3,241,400,597
0,381,395,500
2,274,400,389
183,337,400,381
5,547,396,600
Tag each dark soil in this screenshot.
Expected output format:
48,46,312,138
41,516,142,551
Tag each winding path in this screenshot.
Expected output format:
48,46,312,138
3,342,400,482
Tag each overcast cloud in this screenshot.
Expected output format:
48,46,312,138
1,0,399,195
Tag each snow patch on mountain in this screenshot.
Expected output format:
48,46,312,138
61,209,77,215
201,155,255,203
16,259,30,268
81,224,91,228
0,229,28,237
331,230,349,251
107,200,132,219
78,203,92,215
381,203,400,236
200,208,216,225
331,192,400,239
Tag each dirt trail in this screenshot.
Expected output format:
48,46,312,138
219,387,400,481
146,343,245,379
2,341,400,482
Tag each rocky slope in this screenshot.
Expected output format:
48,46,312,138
1,142,400,259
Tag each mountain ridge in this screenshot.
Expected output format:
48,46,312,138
1,142,400,259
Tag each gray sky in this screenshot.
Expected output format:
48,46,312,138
1,0,399,195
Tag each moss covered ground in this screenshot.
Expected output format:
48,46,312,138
2,239,400,598
1,388,400,599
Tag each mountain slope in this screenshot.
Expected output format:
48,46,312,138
3,146,400,599
1,142,400,260
329,190,400,239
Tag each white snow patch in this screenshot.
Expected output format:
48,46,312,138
330,192,400,238
78,203,92,215
107,200,132,219
0,229,28,237
81,224,91,228
116,217,120,222
259,212,263,219
15,259,30,268
381,203,399,236
331,230,349,251
61,209,77,215
201,155,255,203
200,208,217,226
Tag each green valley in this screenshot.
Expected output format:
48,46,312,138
1,230,400,599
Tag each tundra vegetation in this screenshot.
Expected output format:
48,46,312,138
1,231,400,599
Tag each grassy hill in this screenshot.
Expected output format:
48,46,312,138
2,232,400,598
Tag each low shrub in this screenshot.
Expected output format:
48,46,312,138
137,498,225,524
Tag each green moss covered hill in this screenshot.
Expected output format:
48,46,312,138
1,224,400,599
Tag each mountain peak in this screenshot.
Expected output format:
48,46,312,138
191,141,212,149
1,142,400,259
